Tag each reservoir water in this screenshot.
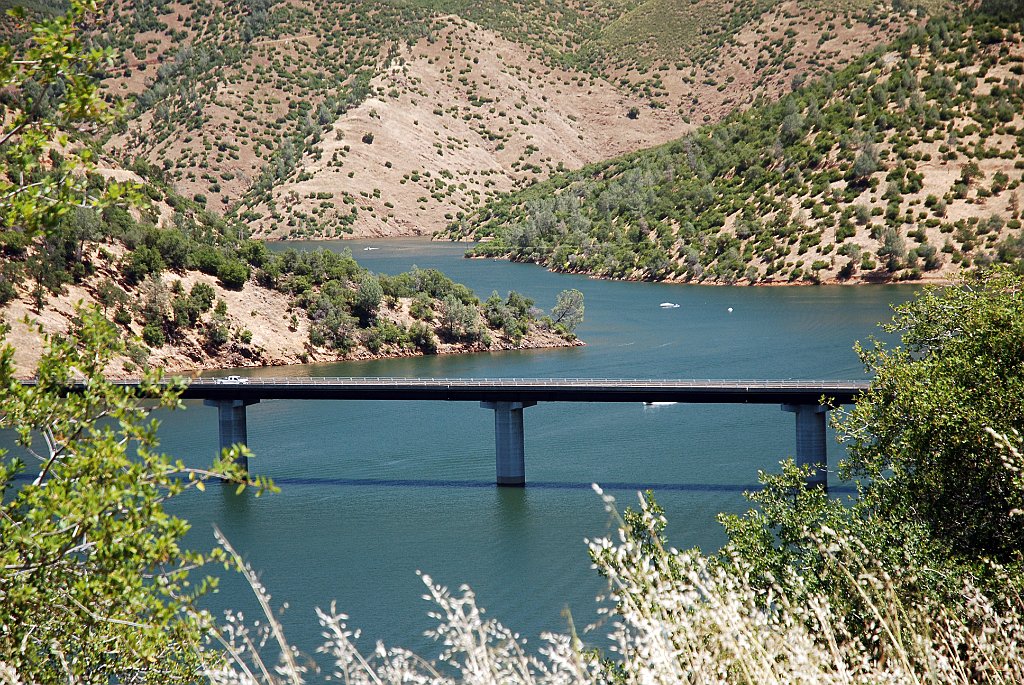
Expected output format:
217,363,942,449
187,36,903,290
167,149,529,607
158,239,917,663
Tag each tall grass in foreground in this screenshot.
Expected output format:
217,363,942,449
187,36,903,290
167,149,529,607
204,477,1024,685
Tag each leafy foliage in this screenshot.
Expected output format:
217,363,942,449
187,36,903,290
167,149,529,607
0,0,137,240
0,307,272,682
720,268,1024,622
551,288,584,333
0,0,142,300
838,267,1024,562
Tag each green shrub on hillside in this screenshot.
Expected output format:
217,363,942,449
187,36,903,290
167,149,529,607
451,7,1024,284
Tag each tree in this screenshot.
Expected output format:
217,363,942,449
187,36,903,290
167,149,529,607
353,273,383,322
719,269,1024,618
217,258,250,290
836,268,1024,563
877,227,906,272
95,277,129,313
483,291,533,344
190,281,216,312
551,289,584,333
850,148,880,181
0,0,139,249
139,272,169,325
0,307,270,682
0,4,279,680
308,291,358,350
779,111,805,145
439,293,478,342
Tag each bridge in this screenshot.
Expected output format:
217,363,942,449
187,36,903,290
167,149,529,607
170,377,870,490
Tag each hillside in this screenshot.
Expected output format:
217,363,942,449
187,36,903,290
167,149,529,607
241,18,685,240
2,262,582,379
448,7,1024,285
91,0,939,240
0,167,581,379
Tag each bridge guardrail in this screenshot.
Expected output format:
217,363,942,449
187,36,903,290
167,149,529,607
183,376,869,385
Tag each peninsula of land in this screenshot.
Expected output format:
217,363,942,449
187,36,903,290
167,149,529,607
2,242,582,381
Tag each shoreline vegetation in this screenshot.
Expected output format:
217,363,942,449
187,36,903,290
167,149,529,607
1,246,585,380
248,235,958,287
2,297,584,382
445,7,1024,287
260,233,956,286
462,250,958,287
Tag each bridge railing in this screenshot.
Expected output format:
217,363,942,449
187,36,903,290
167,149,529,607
177,376,868,388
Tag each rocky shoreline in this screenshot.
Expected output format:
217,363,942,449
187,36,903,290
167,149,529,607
141,323,584,380
2,270,583,381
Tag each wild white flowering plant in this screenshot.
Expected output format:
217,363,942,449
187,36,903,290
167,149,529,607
204,477,1024,685
204,534,585,685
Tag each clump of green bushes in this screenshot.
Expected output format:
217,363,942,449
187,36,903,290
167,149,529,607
450,7,1024,285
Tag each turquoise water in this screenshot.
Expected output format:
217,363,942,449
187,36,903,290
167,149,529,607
157,239,915,663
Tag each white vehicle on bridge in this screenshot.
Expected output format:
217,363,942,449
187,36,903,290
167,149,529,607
213,375,248,384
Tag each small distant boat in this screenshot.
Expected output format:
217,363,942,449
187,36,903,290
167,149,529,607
644,401,678,407
659,302,680,309
363,246,380,251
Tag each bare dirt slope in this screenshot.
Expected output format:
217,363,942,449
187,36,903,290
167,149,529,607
246,19,690,240
95,0,940,242
642,0,922,124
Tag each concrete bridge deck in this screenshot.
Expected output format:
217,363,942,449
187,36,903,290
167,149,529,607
172,377,869,405
168,377,869,489
66,377,871,489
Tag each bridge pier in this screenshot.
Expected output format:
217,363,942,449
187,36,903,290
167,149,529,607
481,401,536,487
204,399,260,474
781,403,829,490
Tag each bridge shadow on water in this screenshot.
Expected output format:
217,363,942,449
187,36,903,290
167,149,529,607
271,476,857,495
7,472,856,494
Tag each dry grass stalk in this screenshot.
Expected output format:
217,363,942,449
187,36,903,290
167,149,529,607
204,482,1024,685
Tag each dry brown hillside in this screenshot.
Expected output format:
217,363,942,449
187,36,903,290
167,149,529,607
244,19,689,240
455,10,1024,286
641,0,923,123
93,0,943,240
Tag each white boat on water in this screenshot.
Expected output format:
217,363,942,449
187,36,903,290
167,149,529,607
659,302,680,308
363,247,380,251
643,401,678,407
